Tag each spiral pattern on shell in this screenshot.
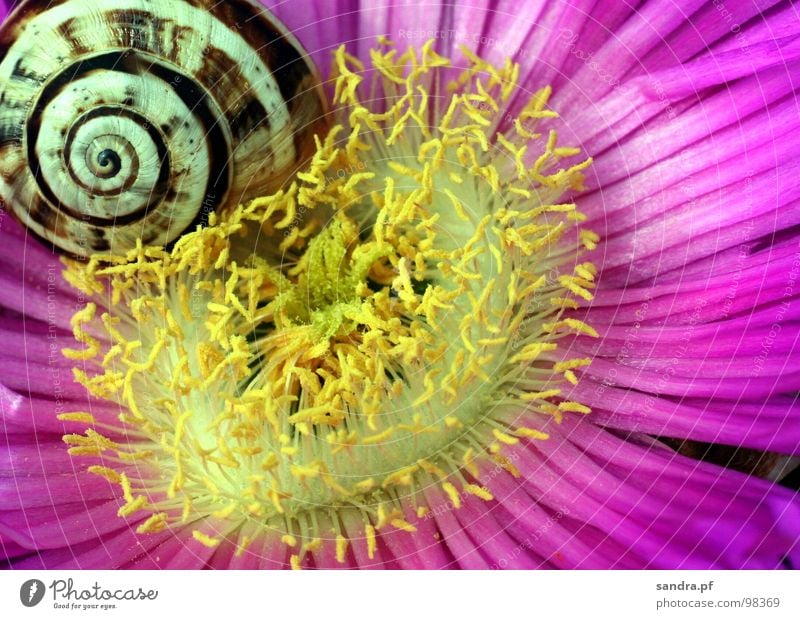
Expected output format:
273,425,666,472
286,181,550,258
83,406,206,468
0,0,327,256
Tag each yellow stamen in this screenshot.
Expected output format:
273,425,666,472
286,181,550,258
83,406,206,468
192,531,221,548
58,38,598,557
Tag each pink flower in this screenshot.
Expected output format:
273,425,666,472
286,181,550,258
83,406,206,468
1,0,798,569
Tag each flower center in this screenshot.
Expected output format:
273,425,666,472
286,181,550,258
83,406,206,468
60,39,598,565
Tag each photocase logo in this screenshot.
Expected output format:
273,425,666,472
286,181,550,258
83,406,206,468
16,578,159,611
20,579,45,607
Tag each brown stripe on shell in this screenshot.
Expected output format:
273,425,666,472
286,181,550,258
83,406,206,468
0,157,25,185
150,21,195,66
88,228,111,252
107,9,167,56
197,0,313,101
199,45,270,141
159,115,183,137
47,7,190,66
0,119,24,149
10,56,46,84
189,0,327,168
27,193,58,232
56,17,91,56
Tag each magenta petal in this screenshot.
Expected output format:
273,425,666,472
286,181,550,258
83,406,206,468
404,507,456,569
9,524,174,569
0,499,121,550
204,522,299,570
422,485,491,569
638,0,783,74
377,524,428,569
517,417,800,568
154,525,223,569
480,464,646,569
451,494,540,569
0,380,126,437
264,0,360,79
1,537,31,563
573,380,800,455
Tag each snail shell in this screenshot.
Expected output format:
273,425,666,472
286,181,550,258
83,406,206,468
0,0,327,256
